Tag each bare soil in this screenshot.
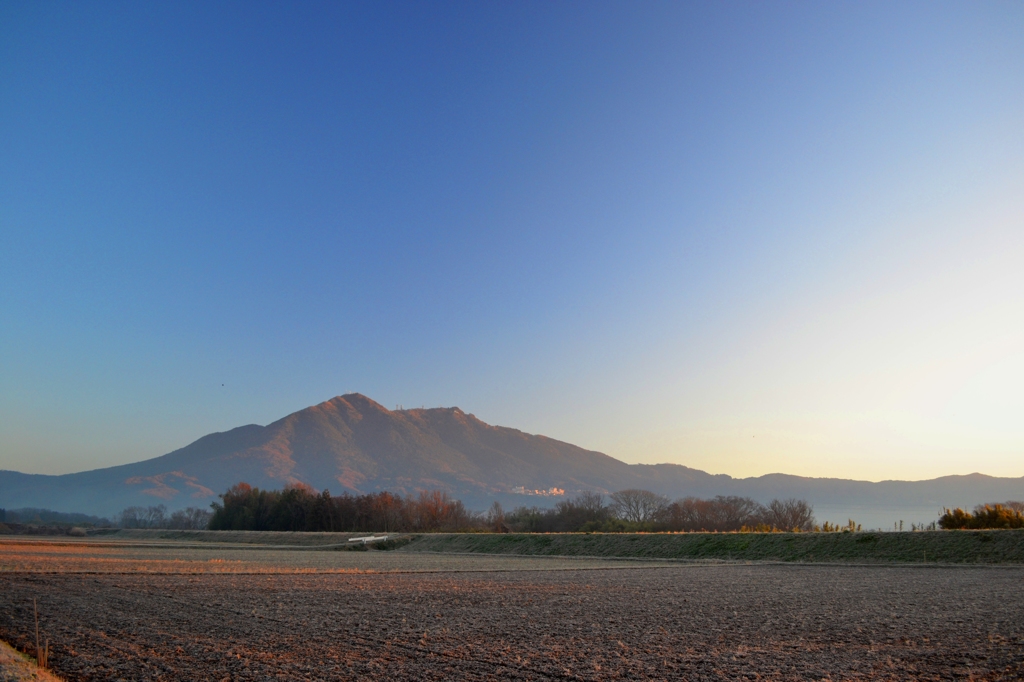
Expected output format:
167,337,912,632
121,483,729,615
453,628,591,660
3,560,1023,680
0,536,660,574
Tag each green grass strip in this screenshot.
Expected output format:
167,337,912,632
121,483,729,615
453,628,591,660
399,530,1024,564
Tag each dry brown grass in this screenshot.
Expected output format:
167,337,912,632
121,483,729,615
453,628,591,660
0,639,65,681
0,537,670,575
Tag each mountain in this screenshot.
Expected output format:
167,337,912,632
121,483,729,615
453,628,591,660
2,394,1022,526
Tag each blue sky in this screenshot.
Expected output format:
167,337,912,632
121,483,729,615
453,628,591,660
2,1,1022,481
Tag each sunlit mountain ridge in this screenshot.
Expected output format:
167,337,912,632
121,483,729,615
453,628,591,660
2,394,1021,525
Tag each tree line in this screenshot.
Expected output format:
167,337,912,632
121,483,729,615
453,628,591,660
207,482,473,532
32,489,1024,535
118,505,212,530
201,484,817,533
938,502,1024,530
495,489,816,533
107,494,1024,533
0,507,111,527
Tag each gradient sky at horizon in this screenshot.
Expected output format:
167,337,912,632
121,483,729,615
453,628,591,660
2,1,1023,482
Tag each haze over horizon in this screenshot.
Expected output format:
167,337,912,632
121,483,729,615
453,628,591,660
2,2,1023,484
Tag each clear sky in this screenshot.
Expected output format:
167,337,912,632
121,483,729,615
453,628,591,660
2,1,1022,481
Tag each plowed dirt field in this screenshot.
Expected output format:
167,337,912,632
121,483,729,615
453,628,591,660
2,539,1022,680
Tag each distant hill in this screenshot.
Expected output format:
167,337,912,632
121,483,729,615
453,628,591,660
2,394,1022,525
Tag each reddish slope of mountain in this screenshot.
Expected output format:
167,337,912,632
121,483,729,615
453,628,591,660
0,394,646,515
212,393,639,496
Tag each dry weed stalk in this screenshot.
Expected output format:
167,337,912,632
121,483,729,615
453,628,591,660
33,597,49,669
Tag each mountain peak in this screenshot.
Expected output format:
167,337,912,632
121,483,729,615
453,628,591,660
322,393,391,412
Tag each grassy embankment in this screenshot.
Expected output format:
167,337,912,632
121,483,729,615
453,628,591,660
400,530,1024,564
84,528,1024,563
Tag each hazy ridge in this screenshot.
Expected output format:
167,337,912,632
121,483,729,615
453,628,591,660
2,393,1022,525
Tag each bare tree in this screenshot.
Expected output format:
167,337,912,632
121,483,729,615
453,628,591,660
371,492,404,533
574,491,607,518
118,507,145,528
443,498,473,531
715,496,765,529
664,496,817,531
763,499,815,531
143,505,167,528
414,490,449,531
486,501,506,532
609,489,669,523
411,490,472,531
550,491,610,530
168,507,212,530
117,505,169,529
664,496,762,531
120,505,209,529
